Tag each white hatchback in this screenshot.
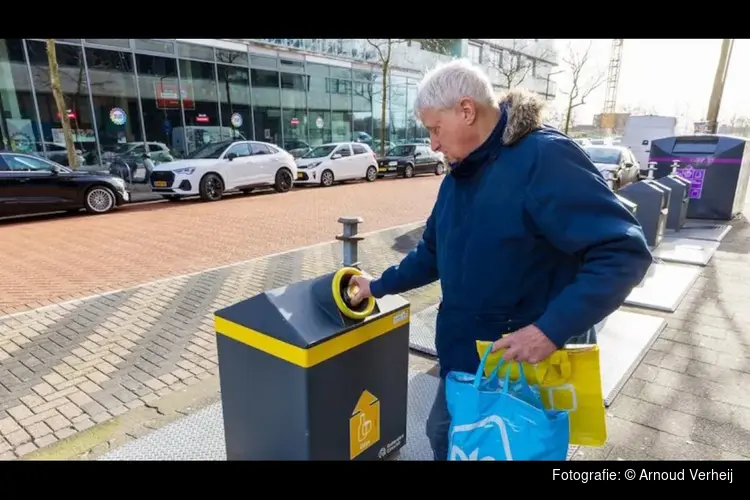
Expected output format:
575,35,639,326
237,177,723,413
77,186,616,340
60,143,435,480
150,140,297,201
294,142,378,187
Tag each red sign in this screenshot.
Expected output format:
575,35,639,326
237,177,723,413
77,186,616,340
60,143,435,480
56,110,77,120
196,114,210,124
290,118,300,126
154,82,195,110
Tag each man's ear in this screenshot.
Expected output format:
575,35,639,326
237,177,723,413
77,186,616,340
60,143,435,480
458,97,478,125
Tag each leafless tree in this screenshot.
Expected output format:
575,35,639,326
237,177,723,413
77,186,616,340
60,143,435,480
46,40,78,169
365,39,453,155
216,50,247,140
489,39,551,90
543,107,566,131
558,42,606,134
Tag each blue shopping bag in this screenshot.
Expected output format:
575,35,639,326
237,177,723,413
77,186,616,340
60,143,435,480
445,346,570,461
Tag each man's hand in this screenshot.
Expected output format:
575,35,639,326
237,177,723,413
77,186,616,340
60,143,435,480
348,275,373,307
490,324,557,364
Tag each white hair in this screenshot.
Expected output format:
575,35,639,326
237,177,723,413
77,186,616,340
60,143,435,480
414,59,498,114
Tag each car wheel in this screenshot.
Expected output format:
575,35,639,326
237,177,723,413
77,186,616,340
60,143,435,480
274,168,293,193
403,164,414,178
366,166,378,182
84,186,116,214
199,173,224,201
435,162,445,175
321,169,334,187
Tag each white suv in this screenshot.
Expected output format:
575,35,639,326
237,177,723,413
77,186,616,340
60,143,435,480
150,140,297,201
294,142,378,187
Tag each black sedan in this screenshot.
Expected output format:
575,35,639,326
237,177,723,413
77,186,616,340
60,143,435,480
377,144,446,178
0,151,130,218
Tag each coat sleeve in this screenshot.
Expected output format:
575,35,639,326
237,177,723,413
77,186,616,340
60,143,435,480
525,136,654,348
369,203,440,298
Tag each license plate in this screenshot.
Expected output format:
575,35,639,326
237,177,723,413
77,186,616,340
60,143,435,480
154,181,167,187
297,172,303,179
378,168,387,172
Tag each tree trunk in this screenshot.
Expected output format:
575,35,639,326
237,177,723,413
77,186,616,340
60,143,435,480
380,64,388,156
563,97,574,135
46,39,78,169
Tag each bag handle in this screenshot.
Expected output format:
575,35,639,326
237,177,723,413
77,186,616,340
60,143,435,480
533,351,572,386
473,344,495,389
475,345,530,390
475,345,546,409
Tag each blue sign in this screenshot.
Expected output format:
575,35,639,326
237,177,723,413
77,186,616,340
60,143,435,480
162,120,172,135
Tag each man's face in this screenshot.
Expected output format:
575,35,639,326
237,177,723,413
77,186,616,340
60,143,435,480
419,99,478,163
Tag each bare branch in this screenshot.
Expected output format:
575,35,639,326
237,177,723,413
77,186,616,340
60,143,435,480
558,42,606,134
364,38,451,155
486,39,552,90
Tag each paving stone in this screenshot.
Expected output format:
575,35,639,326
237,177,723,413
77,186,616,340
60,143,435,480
3,215,750,460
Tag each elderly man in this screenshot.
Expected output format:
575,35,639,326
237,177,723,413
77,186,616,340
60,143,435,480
349,59,652,460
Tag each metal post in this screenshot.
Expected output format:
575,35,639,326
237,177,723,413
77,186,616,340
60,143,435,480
646,161,657,180
606,172,615,191
336,216,364,269
670,159,680,175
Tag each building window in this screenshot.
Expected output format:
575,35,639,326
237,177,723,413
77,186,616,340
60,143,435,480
352,68,373,143
306,63,331,146
280,70,308,147
135,53,185,158
7,39,443,178
0,39,45,158
487,48,501,68
251,67,281,146
468,43,481,64
178,58,220,153
84,46,146,164
216,48,252,141
25,40,98,165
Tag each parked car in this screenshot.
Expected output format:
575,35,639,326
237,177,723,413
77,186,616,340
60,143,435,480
376,143,446,178
573,138,593,148
584,145,640,190
31,142,87,168
149,140,296,201
369,139,396,155
0,151,129,218
284,139,311,159
294,142,378,187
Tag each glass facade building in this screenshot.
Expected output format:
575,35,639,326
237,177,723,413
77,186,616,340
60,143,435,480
0,38,435,167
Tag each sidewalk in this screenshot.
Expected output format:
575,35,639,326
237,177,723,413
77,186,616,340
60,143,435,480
0,221,439,459
2,216,750,460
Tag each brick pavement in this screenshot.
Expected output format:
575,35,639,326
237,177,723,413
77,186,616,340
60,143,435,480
2,215,750,460
0,175,442,315
572,217,750,461
0,221,440,459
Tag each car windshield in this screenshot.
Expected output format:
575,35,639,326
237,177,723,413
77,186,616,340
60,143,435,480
302,145,337,159
387,145,415,156
585,147,621,164
186,141,232,159
115,143,138,153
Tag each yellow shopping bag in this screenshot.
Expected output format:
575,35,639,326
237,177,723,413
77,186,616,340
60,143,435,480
475,341,607,447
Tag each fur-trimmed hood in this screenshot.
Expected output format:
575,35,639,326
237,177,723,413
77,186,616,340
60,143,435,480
497,88,546,146
449,88,546,179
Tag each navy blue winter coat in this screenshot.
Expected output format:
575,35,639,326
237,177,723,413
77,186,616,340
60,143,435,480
370,90,653,377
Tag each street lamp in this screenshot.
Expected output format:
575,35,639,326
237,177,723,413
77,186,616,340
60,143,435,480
706,39,734,134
